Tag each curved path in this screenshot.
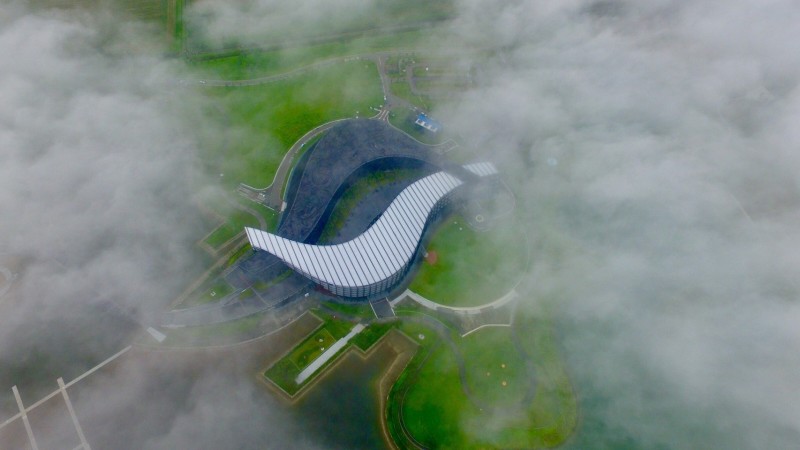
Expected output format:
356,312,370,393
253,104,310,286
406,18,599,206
239,119,350,211
276,119,453,242
402,288,519,313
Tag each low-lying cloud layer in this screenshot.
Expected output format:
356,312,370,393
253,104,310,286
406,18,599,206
443,0,800,447
3,0,800,448
0,4,207,373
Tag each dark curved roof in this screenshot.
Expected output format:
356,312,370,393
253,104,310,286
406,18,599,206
277,119,443,242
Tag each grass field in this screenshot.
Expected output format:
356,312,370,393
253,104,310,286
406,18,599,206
225,243,253,268
461,327,530,408
389,310,578,448
203,209,259,248
264,310,360,395
410,216,528,307
200,60,383,190
199,186,279,250
288,328,337,370
190,29,429,81
320,301,375,321
400,343,480,448
184,0,453,57
245,201,279,230
351,322,396,351
390,82,432,111
203,205,277,250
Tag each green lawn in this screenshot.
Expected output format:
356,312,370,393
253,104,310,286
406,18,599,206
185,0,453,62
410,216,528,307
190,29,427,81
460,327,529,409
288,328,337,370
203,209,259,248
390,82,432,111
400,344,480,448
245,201,279,231
202,196,278,251
225,244,253,268
264,310,360,394
398,319,436,346
312,309,357,339
513,314,579,447
389,310,578,449
321,301,375,321
201,60,383,190
351,322,396,351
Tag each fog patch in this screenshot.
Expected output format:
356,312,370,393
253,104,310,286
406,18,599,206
0,4,206,387
438,0,800,447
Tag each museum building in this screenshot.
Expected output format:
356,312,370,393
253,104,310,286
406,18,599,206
245,162,497,298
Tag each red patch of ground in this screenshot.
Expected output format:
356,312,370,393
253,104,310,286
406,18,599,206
425,250,438,265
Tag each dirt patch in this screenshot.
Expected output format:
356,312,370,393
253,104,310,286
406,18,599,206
424,251,438,265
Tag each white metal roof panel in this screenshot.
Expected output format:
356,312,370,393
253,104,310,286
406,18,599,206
463,162,498,177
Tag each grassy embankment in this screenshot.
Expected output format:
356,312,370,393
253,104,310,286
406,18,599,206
387,310,578,448
201,199,279,250
410,215,528,307
264,308,397,396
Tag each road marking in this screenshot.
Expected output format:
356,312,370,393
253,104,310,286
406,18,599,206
12,385,39,450
65,346,131,389
146,327,166,343
58,377,91,450
1,345,132,432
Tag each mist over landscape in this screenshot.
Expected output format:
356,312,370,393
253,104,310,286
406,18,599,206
0,1,204,377
1,0,799,448
440,2,800,448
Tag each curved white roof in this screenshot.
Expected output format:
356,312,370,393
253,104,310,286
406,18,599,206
463,162,499,177
245,171,463,289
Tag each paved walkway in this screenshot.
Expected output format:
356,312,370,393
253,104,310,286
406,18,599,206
238,120,347,210
397,288,519,313
295,323,365,384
